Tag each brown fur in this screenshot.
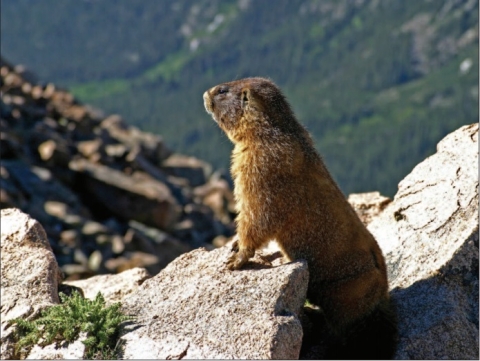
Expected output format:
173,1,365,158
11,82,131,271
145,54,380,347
203,77,397,359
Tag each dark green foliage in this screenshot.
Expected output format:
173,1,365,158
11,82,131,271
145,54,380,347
9,291,131,359
2,0,478,196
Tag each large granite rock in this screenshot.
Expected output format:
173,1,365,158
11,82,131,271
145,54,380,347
368,123,479,359
119,245,308,359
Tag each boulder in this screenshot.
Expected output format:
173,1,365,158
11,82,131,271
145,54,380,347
347,191,392,225
162,153,212,187
120,245,308,359
69,158,181,230
100,114,171,163
368,123,479,359
0,208,61,359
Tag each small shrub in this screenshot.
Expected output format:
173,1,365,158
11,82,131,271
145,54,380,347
9,291,132,359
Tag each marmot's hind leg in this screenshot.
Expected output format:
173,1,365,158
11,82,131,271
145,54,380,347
325,298,398,360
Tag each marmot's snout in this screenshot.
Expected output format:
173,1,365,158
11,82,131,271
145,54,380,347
203,91,214,116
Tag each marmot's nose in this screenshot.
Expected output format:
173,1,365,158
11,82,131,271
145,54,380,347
203,91,214,114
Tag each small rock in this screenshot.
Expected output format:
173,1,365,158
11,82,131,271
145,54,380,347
73,249,89,266
77,139,102,158
111,235,125,254
88,250,103,272
105,143,128,158
44,200,68,218
81,220,108,236
59,229,79,247
61,264,94,281
62,214,84,228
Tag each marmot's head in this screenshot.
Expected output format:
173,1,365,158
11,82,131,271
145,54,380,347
203,77,296,143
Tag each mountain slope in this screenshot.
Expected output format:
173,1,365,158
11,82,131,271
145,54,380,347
1,0,478,196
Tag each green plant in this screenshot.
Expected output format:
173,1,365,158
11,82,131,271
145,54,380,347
9,291,132,359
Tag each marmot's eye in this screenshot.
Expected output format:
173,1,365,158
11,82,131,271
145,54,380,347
217,87,228,95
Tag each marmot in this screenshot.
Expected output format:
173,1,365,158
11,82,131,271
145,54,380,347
203,77,397,359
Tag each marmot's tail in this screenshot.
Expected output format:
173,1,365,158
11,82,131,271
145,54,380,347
326,298,398,360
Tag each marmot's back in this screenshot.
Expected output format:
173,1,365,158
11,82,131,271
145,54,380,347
203,77,397,359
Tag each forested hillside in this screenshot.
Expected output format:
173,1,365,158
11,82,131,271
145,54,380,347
2,0,478,196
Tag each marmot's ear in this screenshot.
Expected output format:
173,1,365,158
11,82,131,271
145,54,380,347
241,88,251,109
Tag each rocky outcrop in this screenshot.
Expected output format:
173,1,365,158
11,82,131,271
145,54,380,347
368,123,479,359
0,208,61,359
0,57,235,281
119,246,308,359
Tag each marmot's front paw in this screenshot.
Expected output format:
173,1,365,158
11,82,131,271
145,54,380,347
227,252,245,270
226,246,254,270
